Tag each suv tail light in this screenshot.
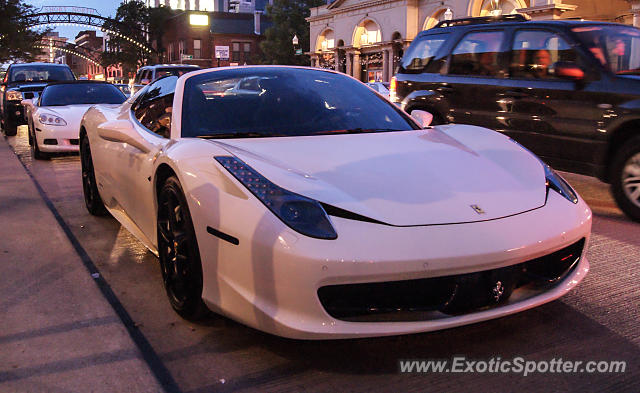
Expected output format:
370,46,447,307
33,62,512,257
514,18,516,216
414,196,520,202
389,76,397,102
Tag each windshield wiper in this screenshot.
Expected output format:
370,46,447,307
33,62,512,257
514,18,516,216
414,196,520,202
316,128,407,135
196,132,285,139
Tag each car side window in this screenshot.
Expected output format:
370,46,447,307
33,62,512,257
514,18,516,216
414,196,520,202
449,30,506,77
132,76,178,139
401,33,450,73
510,30,582,79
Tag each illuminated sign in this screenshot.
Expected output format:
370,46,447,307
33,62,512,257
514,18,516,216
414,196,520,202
189,14,209,26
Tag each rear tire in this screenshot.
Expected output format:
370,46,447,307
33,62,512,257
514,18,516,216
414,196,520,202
80,135,108,216
157,176,208,320
610,136,640,222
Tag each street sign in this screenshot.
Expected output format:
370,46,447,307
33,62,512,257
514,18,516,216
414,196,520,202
215,46,230,60
181,54,193,60
295,49,303,55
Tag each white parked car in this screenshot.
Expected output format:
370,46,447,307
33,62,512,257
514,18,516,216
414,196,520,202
23,81,126,159
366,81,390,98
80,67,591,339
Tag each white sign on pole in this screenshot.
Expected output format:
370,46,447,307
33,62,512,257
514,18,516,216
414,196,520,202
215,46,230,60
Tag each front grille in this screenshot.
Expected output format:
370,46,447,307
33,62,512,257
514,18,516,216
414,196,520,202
318,238,585,322
43,139,58,145
69,139,79,145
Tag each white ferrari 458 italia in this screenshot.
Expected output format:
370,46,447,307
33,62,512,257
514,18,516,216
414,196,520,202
22,81,126,159
80,66,591,339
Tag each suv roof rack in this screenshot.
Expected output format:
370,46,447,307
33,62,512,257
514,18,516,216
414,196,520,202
434,14,528,29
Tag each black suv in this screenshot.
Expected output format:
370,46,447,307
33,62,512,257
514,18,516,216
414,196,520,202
392,15,640,222
1,63,75,136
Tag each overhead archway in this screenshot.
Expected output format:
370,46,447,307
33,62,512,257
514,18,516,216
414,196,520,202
24,6,155,54
352,19,382,48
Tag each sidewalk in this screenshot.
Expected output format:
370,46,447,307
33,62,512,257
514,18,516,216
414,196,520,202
0,136,163,392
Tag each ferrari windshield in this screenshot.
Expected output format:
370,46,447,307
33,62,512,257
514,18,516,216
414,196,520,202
181,68,419,138
8,65,75,83
40,83,126,106
573,25,640,75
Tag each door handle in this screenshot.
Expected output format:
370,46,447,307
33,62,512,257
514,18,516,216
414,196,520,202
502,90,532,98
436,85,454,93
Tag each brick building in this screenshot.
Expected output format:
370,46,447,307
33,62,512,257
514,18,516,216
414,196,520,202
161,11,271,68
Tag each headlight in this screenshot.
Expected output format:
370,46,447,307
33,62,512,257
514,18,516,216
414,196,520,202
544,164,578,204
38,113,67,126
215,156,337,240
6,90,23,101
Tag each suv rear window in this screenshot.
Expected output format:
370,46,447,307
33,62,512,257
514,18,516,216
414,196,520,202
401,34,450,73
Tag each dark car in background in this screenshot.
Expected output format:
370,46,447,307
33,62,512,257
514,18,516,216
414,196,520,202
392,15,640,222
131,64,201,94
1,63,76,136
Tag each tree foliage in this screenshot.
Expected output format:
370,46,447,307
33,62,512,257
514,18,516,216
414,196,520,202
259,0,325,65
101,0,150,75
0,0,46,63
148,6,176,61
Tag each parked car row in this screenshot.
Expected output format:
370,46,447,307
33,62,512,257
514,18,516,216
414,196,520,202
3,15,639,338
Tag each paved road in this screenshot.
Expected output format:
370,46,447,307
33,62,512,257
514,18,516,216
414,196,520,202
4,125,640,392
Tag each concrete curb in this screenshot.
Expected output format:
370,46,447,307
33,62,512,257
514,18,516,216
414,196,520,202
0,136,166,393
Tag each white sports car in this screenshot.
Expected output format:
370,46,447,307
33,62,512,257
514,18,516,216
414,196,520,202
80,66,591,339
22,81,126,159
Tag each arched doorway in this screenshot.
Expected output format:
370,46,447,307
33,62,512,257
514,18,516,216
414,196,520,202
352,19,384,81
469,0,528,17
423,8,450,30
316,29,336,69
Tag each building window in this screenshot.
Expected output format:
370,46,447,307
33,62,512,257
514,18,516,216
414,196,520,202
179,40,185,59
243,43,251,63
194,39,201,59
168,43,173,61
232,42,240,62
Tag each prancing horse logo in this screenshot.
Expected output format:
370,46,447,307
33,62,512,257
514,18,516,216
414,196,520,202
492,281,505,302
470,204,485,214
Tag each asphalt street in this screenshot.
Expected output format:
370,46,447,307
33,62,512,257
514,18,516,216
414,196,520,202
2,124,639,392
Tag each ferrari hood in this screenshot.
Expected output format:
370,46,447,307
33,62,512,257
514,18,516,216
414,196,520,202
212,125,547,226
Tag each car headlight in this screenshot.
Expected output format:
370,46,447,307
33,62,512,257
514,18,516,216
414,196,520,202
6,90,23,101
215,156,337,240
38,113,67,126
544,164,578,204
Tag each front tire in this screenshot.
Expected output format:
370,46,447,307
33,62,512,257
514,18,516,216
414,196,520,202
610,136,640,222
80,135,108,216
30,124,49,160
157,176,208,320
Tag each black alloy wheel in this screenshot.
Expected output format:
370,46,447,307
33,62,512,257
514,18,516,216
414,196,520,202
30,122,49,160
157,176,208,320
80,136,108,216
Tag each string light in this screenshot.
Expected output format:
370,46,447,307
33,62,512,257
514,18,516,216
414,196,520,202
23,22,154,53
34,44,101,66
